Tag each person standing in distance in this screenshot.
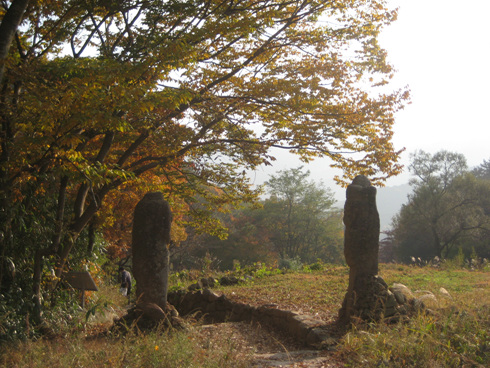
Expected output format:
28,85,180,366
119,266,132,304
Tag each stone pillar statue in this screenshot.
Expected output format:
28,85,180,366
343,175,380,276
339,175,390,322
132,192,172,310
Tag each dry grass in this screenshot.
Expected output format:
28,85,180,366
1,264,488,367
217,266,348,322
218,264,489,367
0,323,254,368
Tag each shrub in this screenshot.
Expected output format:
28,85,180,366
278,257,303,271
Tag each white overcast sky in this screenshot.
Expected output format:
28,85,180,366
249,0,490,193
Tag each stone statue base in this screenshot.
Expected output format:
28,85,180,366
339,275,397,322
112,302,184,333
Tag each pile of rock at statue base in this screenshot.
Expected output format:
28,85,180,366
339,276,439,324
112,302,185,334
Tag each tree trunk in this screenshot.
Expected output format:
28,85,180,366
55,181,113,278
0,0,30,83
431,227,442,259
32,176,68,322
87,221,96,255
0,0,30,292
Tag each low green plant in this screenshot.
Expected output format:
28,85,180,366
441,247,466,271
258,264,278,277
232,259,241,273
0,288,34,341
308,259,326,271
239,262,281,278
278,256,303,271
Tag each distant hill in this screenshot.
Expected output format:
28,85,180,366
376,183,411,232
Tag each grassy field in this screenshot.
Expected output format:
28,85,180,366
1,263,488,367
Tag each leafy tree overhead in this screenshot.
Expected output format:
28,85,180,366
391,151,490,262
0,0,408,325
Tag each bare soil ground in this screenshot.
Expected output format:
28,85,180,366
186,272,350,367
198,321,345,367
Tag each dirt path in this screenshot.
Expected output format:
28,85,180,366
198,321,344,367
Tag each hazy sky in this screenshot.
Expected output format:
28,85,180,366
381,0,490,180
249,0,490,194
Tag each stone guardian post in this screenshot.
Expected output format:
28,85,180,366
132,192,172,310
339,175,393,322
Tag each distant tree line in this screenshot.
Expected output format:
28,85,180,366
172,167,344,270
382,151,490,263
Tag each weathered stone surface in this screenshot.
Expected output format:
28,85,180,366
113,302,182,332
390,283,414,299
342,175,380,276
392,290,407,305
339,175,382,322
410,297,426,312
136,302,167,321
416,292,438,306
307,327,334,348
385,291,398,309
219,275,241,286
132,192,172,310
230,302,254,321
439,287,452,298
336,178,420,322
202,288,220,302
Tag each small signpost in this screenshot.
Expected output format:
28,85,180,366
64,271,98,308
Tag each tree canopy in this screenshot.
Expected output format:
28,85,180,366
0,0,408,325
390,151,490,262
